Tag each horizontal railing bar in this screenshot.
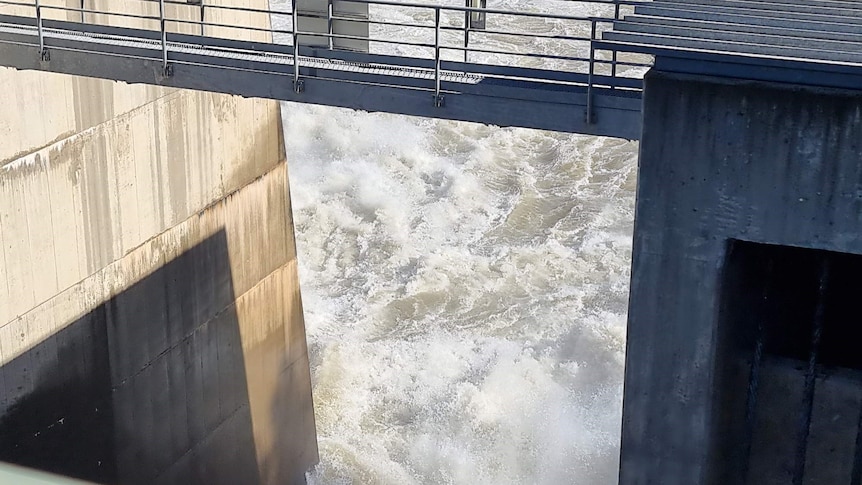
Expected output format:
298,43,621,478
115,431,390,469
37,6,289,38
318,13,598,44
15,0,639,31
0,0,33,7
333,0,614,22
595,58,651,68
316,11,596,36
331,0,639,18
41,5,160,22
326,14,432,31
450,26,593,43
298,46,437,69
33,16,162,39
127,0,630,25
167,17,289,36
237,0,622,24
439,43,593,63
165,0,291,17
41,2,289,30
111,0,285,18
318,29,435,48
298,11,600,34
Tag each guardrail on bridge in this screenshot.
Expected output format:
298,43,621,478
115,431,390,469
0,0,652,138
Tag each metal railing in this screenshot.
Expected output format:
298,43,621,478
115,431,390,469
0,0,652,123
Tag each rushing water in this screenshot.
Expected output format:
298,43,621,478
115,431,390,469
272,1,640,483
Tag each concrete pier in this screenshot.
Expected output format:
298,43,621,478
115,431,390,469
0,1,318,483
621,72,862,484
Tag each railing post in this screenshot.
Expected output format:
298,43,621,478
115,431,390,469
464,0,485,64
327,0,334,50
199,0,205,37
463,9,469,63
159,0,172,76
586,19,596,124
292,0,303,93
35,0,49,61
433,7,443,107
611,2,620,89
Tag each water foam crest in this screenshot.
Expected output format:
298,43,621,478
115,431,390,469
283,98,637,483
278,0,639,482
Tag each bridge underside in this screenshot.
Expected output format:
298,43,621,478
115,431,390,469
0,15,643,139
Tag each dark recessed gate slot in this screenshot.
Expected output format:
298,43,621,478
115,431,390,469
792,260,829,485
712,241,862,485
851,406,862,485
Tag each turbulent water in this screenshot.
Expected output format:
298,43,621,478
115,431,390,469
273,1,640,483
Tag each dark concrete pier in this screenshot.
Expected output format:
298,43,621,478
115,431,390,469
621,72,862,484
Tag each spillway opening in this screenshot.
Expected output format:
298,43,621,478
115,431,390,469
711,239,862,485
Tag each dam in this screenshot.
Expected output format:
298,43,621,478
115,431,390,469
2,0,862,483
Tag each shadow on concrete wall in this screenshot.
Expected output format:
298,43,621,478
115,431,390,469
0,230,262,485
264,353,318,485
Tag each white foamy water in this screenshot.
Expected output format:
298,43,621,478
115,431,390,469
273,1,639,483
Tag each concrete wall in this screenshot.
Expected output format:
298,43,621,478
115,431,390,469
0,1,318,483
620,71,862,484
